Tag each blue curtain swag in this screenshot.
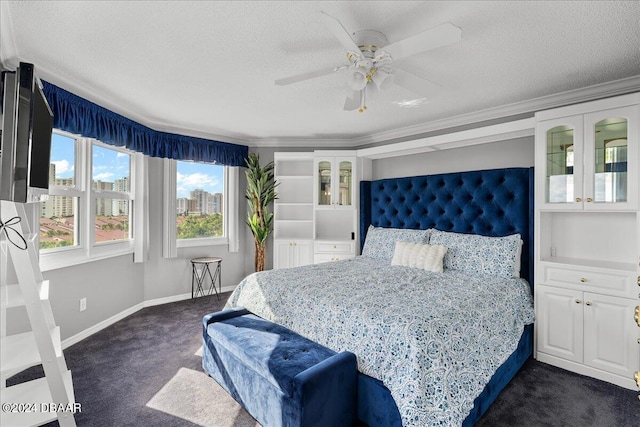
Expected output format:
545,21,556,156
41,81,248,167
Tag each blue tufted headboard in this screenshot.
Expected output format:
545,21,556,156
360,167,534,285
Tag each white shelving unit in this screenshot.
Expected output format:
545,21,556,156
273,151,371,269
533,92,640,391
1,201,77,427
273,153,314,269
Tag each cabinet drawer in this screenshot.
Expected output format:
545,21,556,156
314,241,354,253
540,263,636,298
314,253,354,264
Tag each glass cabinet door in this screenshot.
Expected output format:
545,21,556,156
546,125,576,203
537,114,584,209
584,104,637,210
337,160,352,206
317,160,332,206
592,117,628,203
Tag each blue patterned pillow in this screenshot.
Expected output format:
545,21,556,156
429,229,522,278
362,226,431,263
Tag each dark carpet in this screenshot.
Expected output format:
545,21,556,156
9,293,639,426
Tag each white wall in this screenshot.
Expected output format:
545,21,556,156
43,255,144,339
371,136,534,180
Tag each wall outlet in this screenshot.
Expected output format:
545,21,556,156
79,297,87,312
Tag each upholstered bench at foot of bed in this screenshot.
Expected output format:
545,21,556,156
202,307,357,427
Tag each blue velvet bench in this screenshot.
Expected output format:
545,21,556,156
202,308,357,427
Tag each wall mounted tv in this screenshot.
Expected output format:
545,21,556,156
0,62,54,203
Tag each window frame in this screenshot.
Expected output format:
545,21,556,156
39,130,143,271
163,158,239,256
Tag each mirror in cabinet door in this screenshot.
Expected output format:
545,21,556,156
314,157,355,208
317,160,332,206
338,160,353,207
536,115,584,209
583,105,638,211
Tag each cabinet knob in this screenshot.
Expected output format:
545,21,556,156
635,371,640,388
585,301,592,306
586,197,593,202
575,299,582,304
575,197,582,202
635,306,640,327
580,277,587,283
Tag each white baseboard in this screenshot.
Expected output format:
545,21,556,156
143,292,192,308
61,285,237,349
61,302,144,350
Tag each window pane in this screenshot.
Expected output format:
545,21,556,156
40,196,78,249
176,161,224,239
95,198,130,242
92,145,130,192
50,133,75,187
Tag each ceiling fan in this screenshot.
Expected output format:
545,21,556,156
275,11,462,113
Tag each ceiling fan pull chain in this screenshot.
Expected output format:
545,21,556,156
358,88,367,113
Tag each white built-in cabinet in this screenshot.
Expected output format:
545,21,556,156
274,239,313,269
273,151,369,269
534,92,640,391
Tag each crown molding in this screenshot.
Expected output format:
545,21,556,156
357,118,535,160
246,76,639,149
246,137,354,148
350,75,640,147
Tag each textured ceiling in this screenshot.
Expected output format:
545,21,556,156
1,1,639,147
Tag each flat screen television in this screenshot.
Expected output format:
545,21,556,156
0,62,54,203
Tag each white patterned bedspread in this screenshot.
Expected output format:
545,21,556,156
225,257,534,427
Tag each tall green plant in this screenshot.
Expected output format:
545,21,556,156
245,153,278,271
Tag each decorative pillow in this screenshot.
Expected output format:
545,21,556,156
391,241,447,272
428,229,523,278
361,226,431,263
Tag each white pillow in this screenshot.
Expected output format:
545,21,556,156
429,229,523,278
391,241,447,273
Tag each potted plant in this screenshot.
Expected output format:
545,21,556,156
245,152,278,272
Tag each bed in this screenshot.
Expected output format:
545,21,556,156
225,167,535,426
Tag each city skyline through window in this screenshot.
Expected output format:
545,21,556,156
176,161,225,239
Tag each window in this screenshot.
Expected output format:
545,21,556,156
39,130,142,270
40,133,79,249
176,160,225,240
163,159,239,255
92,144,132,243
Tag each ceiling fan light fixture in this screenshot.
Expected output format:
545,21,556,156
372,68,393,90
348,70,368,91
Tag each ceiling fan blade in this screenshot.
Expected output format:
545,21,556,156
343,90,361,111
392,67,441,98
383,22,461,61
320,11,361,53
275,67,338,86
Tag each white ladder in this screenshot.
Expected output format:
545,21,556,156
0,201,76,427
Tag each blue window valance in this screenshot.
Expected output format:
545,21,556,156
41,81,248,167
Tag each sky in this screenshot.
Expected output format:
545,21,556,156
50,132,223,197
176,161,223,198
